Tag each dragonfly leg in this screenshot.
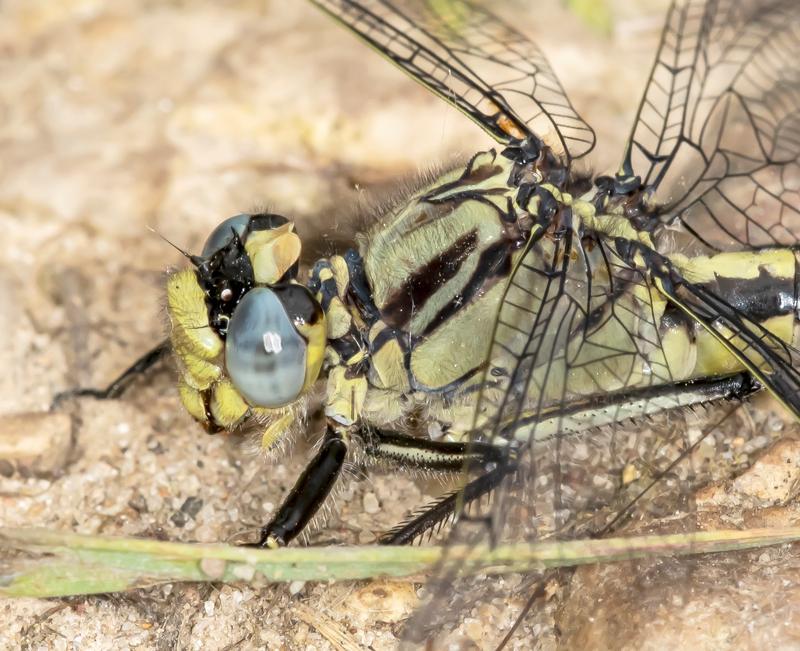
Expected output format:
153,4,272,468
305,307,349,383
362,428,507,472
378,463,515,545
254,423,347,548
51,339,171,409
361,428,517,544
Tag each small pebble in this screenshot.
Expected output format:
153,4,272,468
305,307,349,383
362,492,380,514
464,617,484,642
180,496,203,519
199,557,227,580
128,493,148,513
621,463,640,485
358,529,378,544
0,459,14,477
0,412,71,475
232,564,256,581
345,581,418,624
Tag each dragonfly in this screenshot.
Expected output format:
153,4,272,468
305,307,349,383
55,0,800,645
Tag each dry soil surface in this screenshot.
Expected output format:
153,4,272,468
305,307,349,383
3,1,800,649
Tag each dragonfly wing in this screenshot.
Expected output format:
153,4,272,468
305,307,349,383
310,0,596,161
475,227,689,450
621,0,800,249
402,227,736,643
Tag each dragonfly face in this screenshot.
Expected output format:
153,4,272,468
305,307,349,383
166,213,326,430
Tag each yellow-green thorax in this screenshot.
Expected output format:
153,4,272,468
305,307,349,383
313,152,800,440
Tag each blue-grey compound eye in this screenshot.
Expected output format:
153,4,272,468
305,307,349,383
225,287,306,407
200,214,251,258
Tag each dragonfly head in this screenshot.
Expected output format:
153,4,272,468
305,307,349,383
166,213,326,432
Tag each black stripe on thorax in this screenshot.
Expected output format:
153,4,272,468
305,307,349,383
381,229,479,329
422,239,513,337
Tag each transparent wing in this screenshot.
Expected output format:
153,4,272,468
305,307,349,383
402,228,734,644
622,0,800,250
475,230,683,449
310,0,596,161
399,1,800,644
404,233,800,645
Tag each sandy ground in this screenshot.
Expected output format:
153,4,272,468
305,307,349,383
3,0,800,649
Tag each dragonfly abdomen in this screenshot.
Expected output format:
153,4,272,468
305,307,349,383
663,248,798,380
506,246,799,443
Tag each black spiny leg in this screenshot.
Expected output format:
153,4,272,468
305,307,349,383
362,429,518,545
379,464,514,545
51,339,171,409
255,425,347,548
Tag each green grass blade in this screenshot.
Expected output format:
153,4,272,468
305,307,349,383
2,526,800,598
